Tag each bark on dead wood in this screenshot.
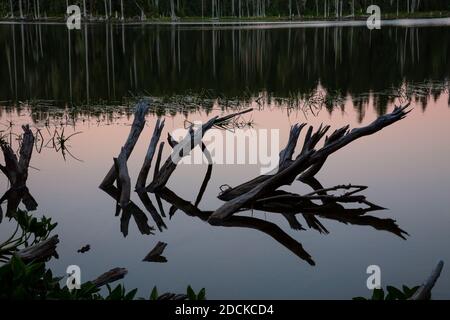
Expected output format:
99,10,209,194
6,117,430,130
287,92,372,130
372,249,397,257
15,235,59,263
99,101,149,189
136,118,165,192
114,149,131,208
91,267,128,287
209,105,410,223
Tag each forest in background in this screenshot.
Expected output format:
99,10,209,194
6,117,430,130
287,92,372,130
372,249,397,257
1,0,450,21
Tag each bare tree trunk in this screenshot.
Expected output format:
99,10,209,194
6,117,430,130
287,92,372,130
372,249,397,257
10,0,14,18
170,0,176,20
19,0,24,19
83,0,87,18
104,0,108,19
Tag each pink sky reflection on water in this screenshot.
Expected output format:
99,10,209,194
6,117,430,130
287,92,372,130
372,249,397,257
1,93,450,299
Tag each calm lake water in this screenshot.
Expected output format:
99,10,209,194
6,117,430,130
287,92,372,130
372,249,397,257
1,22,450,299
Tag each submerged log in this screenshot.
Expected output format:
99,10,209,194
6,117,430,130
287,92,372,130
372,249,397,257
209,105,411,223
92,267,128,288
15,235,59,263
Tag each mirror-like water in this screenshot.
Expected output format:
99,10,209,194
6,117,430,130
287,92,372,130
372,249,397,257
1,23,450,299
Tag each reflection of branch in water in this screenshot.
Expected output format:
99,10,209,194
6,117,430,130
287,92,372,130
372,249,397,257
156,187,315,265
101,184,154,237
99,102,410,266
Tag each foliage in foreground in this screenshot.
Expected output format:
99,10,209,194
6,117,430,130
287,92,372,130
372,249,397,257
0,254,206,300
0,210,57,263
0,209,205,300
0,209,428,301
353,286,420,301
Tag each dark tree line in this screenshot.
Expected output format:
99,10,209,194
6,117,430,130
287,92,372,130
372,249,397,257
1,0,450,20
1,22,449,115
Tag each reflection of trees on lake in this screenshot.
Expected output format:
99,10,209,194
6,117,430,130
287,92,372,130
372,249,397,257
0,24,449,118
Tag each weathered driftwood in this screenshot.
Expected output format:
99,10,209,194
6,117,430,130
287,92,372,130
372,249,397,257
209,105,410,223
410,260,444,300
136,118,165,192
99,101,149,190
98,101,164,235
15,235,59,263
91,267,128,288
114,149,131,208
146,108,253,192
143,241,168,263
0,125,38,215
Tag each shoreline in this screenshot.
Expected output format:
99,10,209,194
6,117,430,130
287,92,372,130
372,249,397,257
0,17,450,29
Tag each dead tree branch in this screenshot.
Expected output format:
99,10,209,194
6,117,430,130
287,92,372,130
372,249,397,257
209,105,410,223
147,109,253,192
99,101,149,190
136,118,165,192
